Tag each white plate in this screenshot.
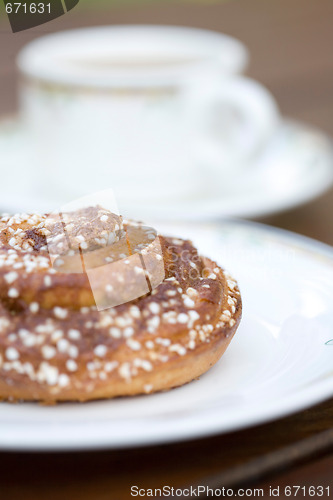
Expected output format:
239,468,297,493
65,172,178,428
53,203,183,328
0,118,332,219
0,220,333,451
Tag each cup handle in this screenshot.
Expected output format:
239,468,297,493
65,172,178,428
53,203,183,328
188,75,279,167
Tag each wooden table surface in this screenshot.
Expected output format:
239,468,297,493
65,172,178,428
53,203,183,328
0,0,333,497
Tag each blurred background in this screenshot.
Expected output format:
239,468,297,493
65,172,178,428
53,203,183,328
0,0,333,240
1,0,333,128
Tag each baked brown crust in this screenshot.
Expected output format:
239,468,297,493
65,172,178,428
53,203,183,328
0,212,242,402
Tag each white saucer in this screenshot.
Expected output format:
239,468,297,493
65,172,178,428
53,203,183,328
0,117,332,219
1,220,333,451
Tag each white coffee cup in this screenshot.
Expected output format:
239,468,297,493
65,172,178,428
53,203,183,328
17,25,279,205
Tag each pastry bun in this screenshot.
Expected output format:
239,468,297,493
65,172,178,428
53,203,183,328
0,210,241,402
